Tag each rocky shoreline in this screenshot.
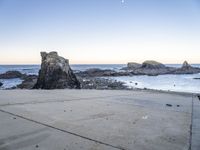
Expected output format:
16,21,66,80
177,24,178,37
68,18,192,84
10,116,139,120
77,60,200,77
0,52,200,90
0,72,128,90
78,77,128,90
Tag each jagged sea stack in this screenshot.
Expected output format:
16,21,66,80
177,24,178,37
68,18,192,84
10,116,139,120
182,61,191,69
174,61,200,74
34,52,80,89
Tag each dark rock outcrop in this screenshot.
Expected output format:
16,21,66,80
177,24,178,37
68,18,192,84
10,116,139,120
77,60,200,77
76,68,131,77
76,68,116,77
141,60,166,69
173,61,200,74
182,61,191,69
122,62,142,70
18,75,38,89
194,78,200,80
127,62,141,69
0,71,26,79
34,52,80,89
0,82,3,87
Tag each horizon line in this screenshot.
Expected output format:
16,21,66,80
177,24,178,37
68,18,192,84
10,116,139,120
0,63,200,65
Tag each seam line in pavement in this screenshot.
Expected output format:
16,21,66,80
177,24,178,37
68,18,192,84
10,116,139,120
0,94,132,107
0,98,191,115
189,95,194,150
0,109,125,150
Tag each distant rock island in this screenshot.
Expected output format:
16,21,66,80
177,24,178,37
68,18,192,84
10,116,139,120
173,61,200,74
127,60,174,76
78,60,200,77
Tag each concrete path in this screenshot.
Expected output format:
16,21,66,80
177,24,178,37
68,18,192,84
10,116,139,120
0,89,199,150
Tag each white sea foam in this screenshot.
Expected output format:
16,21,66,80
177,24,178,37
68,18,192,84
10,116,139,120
0,78,23,89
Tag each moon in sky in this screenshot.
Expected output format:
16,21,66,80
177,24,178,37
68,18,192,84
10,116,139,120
121,0,125,3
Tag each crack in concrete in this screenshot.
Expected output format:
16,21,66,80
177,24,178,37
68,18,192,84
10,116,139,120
0,109,126,150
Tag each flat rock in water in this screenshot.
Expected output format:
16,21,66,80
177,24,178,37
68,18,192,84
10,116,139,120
76,68,116,77
0,82,3,87
76,68,131,77
141,60,166,69
0,71,26,79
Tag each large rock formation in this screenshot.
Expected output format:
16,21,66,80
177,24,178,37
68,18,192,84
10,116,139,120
173,61,200,74
131,60,175,76
76,60,200,78
34,51,80,89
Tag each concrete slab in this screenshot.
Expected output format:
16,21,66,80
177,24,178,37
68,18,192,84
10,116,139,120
0,89,196,150
191,96,200,150
0,89,134,106
0,112,118,150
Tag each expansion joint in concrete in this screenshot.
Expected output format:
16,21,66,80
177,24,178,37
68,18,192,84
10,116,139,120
188,94,194,150
0,109,126,150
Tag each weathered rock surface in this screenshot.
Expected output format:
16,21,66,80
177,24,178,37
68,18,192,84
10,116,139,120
18,75,38,89
34,51,80,89
173,61,200,74
127,62,141,69
131,60,175,76
0,71,26,79
0,82,3,87
141,60,166,69
121,62,141,70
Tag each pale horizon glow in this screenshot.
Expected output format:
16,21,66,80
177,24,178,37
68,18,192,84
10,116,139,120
0,0,200,64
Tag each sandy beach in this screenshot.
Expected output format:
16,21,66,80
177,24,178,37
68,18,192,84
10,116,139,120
0,89,199,150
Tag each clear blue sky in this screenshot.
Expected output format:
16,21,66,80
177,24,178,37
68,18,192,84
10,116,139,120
0,0,200,64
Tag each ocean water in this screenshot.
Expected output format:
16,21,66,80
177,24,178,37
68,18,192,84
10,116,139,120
108,74,200,94
0,64,200,93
